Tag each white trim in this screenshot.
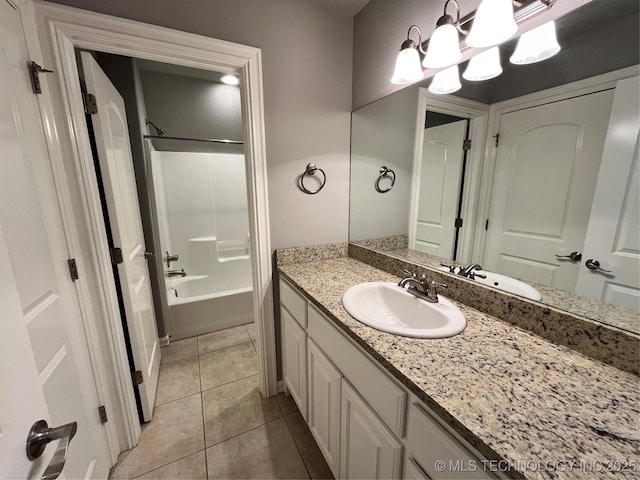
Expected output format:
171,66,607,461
472,65,640,265
33,0,277,451
408,89,490,264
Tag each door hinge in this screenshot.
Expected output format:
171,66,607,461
29,61,54,94
83,92,98,114
110,247,124,265
98,405,108,424
485,219,490,230
462,139,471,150
67,258,79,281
494,133,500,147
454,218,463,228
132,370,144,385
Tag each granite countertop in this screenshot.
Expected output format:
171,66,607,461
278,257,640,480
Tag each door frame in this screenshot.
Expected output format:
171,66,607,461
409,88,490,265
473,64,640,266
33,0,276,448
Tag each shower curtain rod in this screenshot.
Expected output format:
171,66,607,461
144,134,244,145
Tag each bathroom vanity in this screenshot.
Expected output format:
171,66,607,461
277,249,639,480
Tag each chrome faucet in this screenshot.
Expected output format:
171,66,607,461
167,268,187,278
459,263,486,280
398,270,447,303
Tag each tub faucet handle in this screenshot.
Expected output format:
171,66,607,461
165,251,179,268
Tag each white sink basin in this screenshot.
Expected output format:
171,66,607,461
342,282,466,338
438,267,542,301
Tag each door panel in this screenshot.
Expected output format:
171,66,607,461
81,52,160,421
412,120,466,258
0,2,110,477
576,76,640,311
485,90,614,291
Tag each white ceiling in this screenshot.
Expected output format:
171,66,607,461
319,0,370,16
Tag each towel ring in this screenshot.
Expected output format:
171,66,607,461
375,166,396,193
299,163,326,194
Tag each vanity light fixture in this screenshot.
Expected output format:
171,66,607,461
422,0,464,69
428,65,462,95
466,0,518,48
391,25,425,84
220,74,240,86
390,0,557,87
462,46,503,81
509,20,561,64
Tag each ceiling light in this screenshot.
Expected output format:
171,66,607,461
423,0,463,69
428,65,462,95
466,0,518,48
463,46,503,81
510,20,561,65
220,74,240,86
391,26,425,85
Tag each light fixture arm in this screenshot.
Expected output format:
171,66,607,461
440,0,465,34
403,25,425,54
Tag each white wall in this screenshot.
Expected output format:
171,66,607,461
152,151,249,272
46,0,353,250
350,87,419,240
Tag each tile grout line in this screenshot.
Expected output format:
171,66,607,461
205,416,286,450
198,351,208,479
282,413,314,480
129,450,208,480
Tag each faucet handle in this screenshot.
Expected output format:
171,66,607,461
440,263,456,273
403,269,417,278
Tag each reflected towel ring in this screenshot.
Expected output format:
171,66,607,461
375,166,396,193
299,163,326,194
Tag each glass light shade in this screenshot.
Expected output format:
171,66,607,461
463,46,503,81
428,65,462,95
466,0,517,48
391,47,424,84
510,21,561,65
423,23,462,69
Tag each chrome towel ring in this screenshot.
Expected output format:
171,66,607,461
299,163,326,194
375,166,396,193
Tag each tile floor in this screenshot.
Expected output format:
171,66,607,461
109,324,333,479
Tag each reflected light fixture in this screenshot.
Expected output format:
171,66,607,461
463,46,503,81
391,25,425,85
428,65,462,94
466,0,518,48
220,74,240,86
510,20,561,64
423,0,463,69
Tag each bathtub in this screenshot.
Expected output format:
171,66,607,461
167,275,254,341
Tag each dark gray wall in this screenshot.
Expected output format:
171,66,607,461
48,0,354,251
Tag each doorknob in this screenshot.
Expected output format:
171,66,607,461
585,259,613,273
555,251,582,262
26,419,77,480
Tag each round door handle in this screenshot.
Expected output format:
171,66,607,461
555,251,582,262
585,259,612,273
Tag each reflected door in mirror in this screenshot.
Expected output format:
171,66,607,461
484,89,614,292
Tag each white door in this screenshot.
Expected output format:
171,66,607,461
411,120,467,258
0,2,110,477
484,90,614,291
339,380,402,479
307,339,342,477
576,77,640,311
81,52,160,422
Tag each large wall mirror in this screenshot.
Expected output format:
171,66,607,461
350,0,639,334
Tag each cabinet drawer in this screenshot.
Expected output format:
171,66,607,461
406,402,494,479
308,303,406,437
280,278,307,328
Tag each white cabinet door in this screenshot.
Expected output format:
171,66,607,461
282,307,307,419
576,76,640,312
81,52,160,421
340,380,403,479
485,90,614,291
412,120,467,258
308,339,342,477
0,2,110,477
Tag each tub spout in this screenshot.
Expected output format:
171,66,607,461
167,268,187,278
